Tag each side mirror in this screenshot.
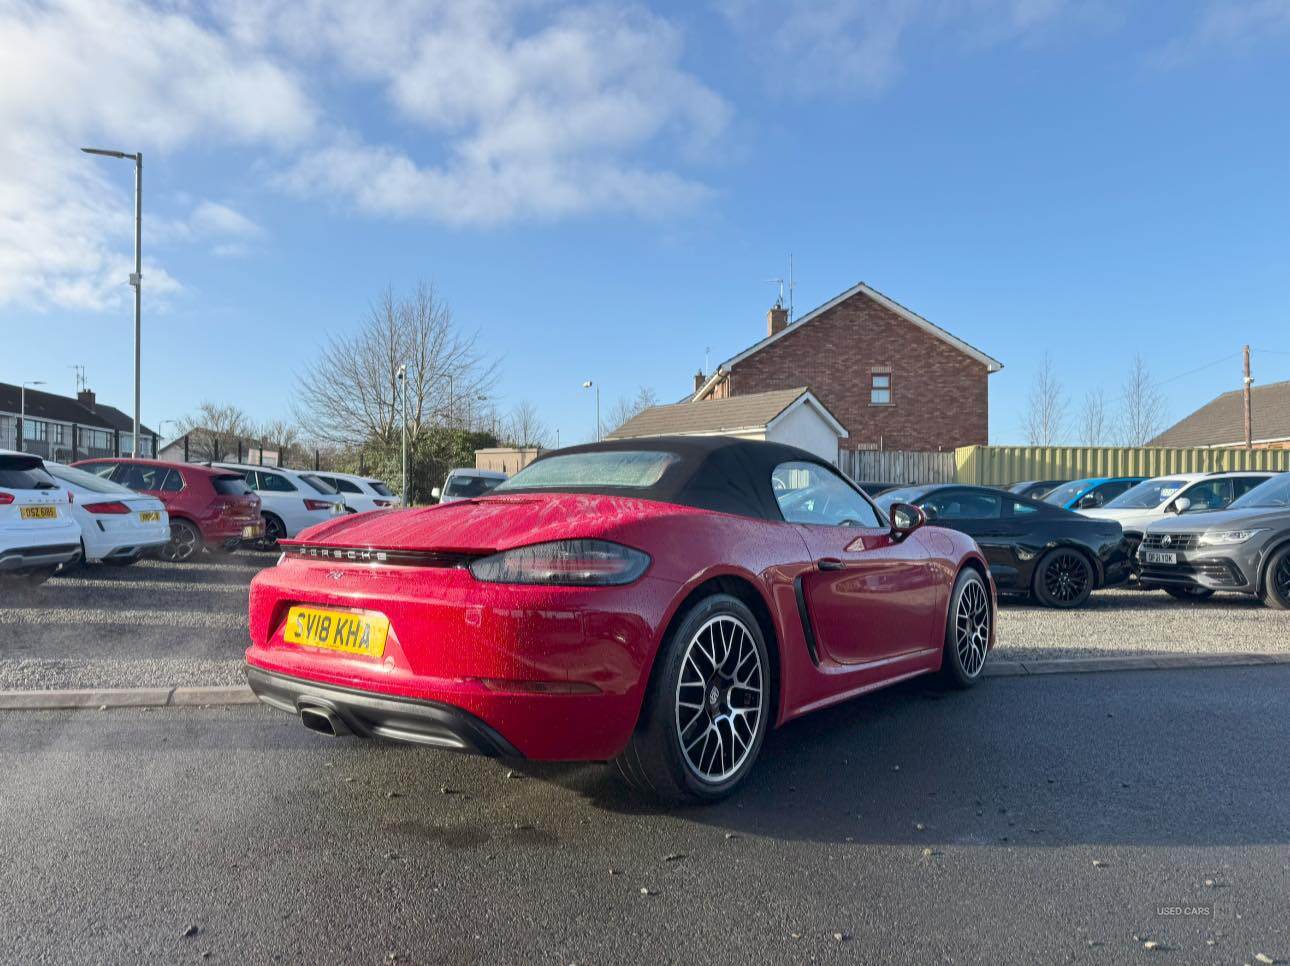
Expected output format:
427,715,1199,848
1076,493,1100,509
430,487,441,500
889,502,927,541
1169,497,1191,514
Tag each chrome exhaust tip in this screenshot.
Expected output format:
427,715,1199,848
299,705,347,737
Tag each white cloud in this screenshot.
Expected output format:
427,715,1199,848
717,0,1078,96
1151,0,1290,67
0,0,726,309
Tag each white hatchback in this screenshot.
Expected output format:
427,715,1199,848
311,472,402,513
213,463,347,545
0,451,82,585
44,460,170,565
433,468,508,504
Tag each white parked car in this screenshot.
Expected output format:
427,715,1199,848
433,468,508,504
311,472,402,513
0,451,82,586
213,463,347,546
43,460,170,565
1079,470,1277,555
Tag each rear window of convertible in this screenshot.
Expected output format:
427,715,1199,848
494,451,678,491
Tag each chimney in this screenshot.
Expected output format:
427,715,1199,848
767,305,788,337
693,370,706,393
77,388,96,410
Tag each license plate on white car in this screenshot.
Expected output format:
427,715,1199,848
1142,550,1177,565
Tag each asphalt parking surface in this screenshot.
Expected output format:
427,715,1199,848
2,666,1287,964
2,554,1287,692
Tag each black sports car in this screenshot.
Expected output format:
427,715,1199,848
877,484,1129,608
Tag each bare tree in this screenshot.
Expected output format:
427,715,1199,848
505,400,550,448
257,418,303,467
1021,353,1067,445
295,282,498,447
1077,388,1110,446
602,386,659,437
177,402,253,462
1119,355,1166,446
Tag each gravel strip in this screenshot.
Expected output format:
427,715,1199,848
996,587,1290,662
0,658,245,691
0,608,247,630
35,578,248,594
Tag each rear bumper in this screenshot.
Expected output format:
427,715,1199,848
0,543,81,572
246,666,522,757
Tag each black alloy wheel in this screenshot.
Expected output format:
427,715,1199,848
1033,548,1093,608
256,514,287,551
1265,545,1290,611
159,519,202,563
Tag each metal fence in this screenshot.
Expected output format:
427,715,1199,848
953,445,1290,486
838,449,957,484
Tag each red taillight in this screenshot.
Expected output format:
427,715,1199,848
303,499,333,511
83,501,131,514
0,492,13,505
69,491,75,503
373,499,392,507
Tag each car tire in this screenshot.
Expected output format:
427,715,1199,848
940,567,991,688
158,519,203,563
614,594,771,805
1032,548,1094,609
1263,545,1290,611
1163,585,1215,601
256,513,287,551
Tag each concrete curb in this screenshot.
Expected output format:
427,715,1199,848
2,653,1289,711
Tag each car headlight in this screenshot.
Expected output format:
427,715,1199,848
469,539,650,586
1197,529,1267,547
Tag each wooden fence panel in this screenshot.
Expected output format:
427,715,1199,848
838,450,957,485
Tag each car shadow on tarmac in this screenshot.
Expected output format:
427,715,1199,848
507,666,1290,849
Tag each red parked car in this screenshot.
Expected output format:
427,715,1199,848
74,458,263,562
245,438,994,802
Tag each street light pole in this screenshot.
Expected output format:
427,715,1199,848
397,365,408,504
19,380,46,454
582,380,600,441
82,147,142,456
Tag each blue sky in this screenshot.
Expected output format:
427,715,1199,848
3,0,1289,447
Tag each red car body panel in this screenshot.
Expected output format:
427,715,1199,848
245,493,994,761
73,458,261,544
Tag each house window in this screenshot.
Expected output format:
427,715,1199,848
870,370,892,405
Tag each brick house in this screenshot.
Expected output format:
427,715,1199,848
691,282,1003,452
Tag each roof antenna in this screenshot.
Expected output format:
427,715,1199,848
69,364,86,393
704,346,710,373
765,276,785,308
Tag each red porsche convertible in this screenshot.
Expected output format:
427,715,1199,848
246,438,994,802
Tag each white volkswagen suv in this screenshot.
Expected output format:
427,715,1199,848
213,463,346,547
1079,470,1276,560
0,451,82,586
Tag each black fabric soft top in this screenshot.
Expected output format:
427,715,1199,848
497,436,836,521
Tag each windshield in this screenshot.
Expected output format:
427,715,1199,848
1104,478,1188,510
0,455,60,490
300,473,339,495
46,463,132,495
212,474,253,496
494,451,676,492
1043,481,1091,506
874,486,929,511
443,474,506,498
1229,472,1290,509
366,480,394,497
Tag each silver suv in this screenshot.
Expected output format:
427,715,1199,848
1138,472,1290,608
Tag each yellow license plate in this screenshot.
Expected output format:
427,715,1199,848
242,524,263,539
139,511,161,522
283,606,390,658
20,506,58,520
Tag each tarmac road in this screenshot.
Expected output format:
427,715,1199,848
2,666,1287,965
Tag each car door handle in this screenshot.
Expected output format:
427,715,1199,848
817,557,845,571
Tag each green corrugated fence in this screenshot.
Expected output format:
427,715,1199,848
954,445,1290,486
